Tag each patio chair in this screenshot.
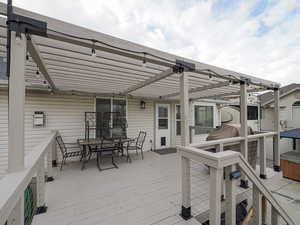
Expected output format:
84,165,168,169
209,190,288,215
87,138,118,171
126,131,146,163
56,135,83,170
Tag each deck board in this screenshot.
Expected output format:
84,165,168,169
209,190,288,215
32,151,250,225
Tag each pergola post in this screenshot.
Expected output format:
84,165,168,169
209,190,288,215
273,88,281,171
240,81,249,188
180,72,192,220
7,31,27,225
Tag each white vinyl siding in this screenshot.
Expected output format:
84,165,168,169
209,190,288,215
0,91,94,176
127,99,154,151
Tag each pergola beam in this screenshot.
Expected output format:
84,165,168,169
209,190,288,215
190,88,263,101
161,81,230,99
27,37,56,90
121,68,174,95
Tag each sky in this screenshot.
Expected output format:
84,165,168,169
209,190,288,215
2,0,300,86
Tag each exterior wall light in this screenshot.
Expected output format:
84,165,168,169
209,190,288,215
140,100,146,109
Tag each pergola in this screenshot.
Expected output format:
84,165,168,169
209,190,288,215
0,2,282,222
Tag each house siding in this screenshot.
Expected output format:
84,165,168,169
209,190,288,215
127,99,154,151
0,90,94,175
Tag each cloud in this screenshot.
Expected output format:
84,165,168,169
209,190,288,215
2,0,300,85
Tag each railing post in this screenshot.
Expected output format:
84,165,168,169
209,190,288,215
252,185,262,225
240,81,249,188
271,206,279,225
262,196,267,225
273,88,281,172
7,197,24,225
36,158,47,214
216,143,224,152
259,136,267,179
225,164,236,225
209,167,223,225
181,155,192,220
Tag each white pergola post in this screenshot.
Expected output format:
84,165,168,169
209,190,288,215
240,81,249,188
273,88,281,171
7,31,27,225
180,72,192,220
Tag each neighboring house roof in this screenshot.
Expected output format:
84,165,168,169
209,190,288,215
259,83,300,106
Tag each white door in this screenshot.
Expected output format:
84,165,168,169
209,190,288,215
156,104,171,149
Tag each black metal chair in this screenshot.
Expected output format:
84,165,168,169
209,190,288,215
56,135,83,170
88,138,119,171
126,131,147,163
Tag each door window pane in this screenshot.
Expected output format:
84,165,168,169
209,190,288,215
158,107,168,118
194,106,214,134
158,119,168,129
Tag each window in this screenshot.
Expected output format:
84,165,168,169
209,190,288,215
292,101,300,120
0,57,7,80
248,106,258,120
194,105,214,134
176,105,181,135
96,98,127,138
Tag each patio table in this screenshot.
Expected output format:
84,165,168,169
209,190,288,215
77,137,133,170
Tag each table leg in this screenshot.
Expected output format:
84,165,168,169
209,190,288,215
81,145,87,170
96,151,102,171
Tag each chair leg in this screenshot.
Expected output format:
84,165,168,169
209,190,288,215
60,157,65,171
141,149,144,160
126,147,131,163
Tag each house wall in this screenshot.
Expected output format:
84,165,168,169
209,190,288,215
261,90,300,159
174,101,220,146
0,90,94,176
0,89,220,175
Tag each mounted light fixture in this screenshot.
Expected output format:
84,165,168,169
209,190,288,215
140,100,146,109
26,52,29,61
209,75,213,80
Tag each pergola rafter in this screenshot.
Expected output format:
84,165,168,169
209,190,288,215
161,81,230,99
27,36,56,90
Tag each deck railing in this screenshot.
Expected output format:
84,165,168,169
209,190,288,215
0,131,57,225
178,131,295,225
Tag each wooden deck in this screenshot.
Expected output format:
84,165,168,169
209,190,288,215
32,151,251,225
